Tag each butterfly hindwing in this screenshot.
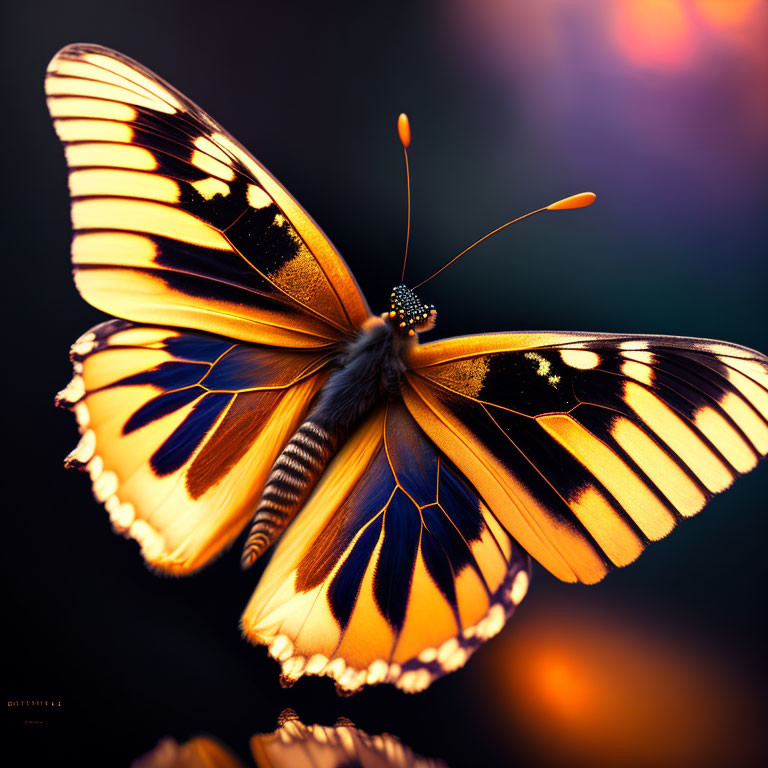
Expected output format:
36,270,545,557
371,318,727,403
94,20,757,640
402,331,768,584
241,400,531,694
46,44,370,349
58,319,333,573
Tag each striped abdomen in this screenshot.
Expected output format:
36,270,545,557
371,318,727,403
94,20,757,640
241,420,336,569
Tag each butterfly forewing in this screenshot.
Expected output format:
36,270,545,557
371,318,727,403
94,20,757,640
46,43,370,349
403,332,768,584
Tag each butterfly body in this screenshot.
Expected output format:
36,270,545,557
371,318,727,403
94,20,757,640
47,43,768,695
242,313,413,565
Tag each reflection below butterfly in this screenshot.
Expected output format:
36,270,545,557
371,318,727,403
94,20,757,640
48,44,768,695
133,709,447,768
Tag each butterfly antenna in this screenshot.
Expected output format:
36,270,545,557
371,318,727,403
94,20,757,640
399,113,412,283
412,192,596,289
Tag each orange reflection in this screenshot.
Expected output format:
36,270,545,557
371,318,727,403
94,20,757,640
132,736,244,768
476,598,765,768
133,712,447,768
251,709,447,768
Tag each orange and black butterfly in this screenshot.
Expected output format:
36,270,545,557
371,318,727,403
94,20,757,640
48,44,768,695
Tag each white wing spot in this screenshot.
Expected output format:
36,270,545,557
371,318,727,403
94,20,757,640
247,184,273,210
560,349,601,369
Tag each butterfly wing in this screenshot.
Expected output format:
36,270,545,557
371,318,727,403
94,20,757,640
241,399,531,694
46,43,370,348
402,331,768,584
58,319,333,574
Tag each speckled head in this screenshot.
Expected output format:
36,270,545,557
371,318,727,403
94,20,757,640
388,284,437,336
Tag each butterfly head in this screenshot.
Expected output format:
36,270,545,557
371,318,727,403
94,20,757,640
388,285,437,336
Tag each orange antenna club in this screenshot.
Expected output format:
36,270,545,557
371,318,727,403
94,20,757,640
399,113,412,282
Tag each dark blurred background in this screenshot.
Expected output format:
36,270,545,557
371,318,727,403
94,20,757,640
4,1,767,766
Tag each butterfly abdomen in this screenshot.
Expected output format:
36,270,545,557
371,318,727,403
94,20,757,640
241,316,408,568
241,420,336,568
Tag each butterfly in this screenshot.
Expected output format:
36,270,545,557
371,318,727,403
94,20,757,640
47,43,768,695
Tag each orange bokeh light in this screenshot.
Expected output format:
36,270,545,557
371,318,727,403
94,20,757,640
533,650,591,724
476,599,764,768
614,0,692,68
695,0,761,29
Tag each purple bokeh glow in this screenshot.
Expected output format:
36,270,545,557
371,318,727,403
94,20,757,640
443,0,768,233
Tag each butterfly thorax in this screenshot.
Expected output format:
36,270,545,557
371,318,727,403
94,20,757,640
308,284,439,435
